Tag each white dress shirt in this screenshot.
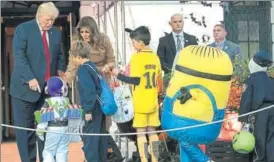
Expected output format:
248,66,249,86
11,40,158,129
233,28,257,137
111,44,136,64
36,19,49,46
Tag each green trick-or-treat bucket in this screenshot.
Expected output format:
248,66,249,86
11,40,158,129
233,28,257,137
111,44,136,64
34,110,41,124
232,131,255,154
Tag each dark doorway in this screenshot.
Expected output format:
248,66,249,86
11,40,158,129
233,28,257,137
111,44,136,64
0,10,79,140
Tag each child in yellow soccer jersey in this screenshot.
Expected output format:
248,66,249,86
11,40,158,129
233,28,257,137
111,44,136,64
112,26,162,162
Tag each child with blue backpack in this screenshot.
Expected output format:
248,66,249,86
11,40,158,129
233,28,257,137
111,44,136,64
70,41,108,162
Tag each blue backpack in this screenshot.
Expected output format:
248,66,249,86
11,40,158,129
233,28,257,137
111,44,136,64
84,64,118,116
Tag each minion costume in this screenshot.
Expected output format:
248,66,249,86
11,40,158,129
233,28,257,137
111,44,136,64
239,51,274,162
35,77,81,162
161,45,233,162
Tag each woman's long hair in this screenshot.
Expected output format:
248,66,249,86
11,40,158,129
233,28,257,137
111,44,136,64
75,16,104,51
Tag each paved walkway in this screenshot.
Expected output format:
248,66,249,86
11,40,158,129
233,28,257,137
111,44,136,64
1,139,135,162
1,142,85,162
1,124,136,161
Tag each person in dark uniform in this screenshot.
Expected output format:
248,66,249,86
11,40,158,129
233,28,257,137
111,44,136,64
239,50,274,162
70,41,108,162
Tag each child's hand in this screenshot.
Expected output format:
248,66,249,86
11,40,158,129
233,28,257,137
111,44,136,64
36,129,45,141
111,68,119,76
85,114,92,121
102,64,110,74
36,123,47,141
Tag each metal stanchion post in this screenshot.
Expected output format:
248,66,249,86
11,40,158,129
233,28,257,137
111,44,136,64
121,1,126,66
113,1,122,151
125,137,129,160
120,1,129,160
0,17,3,145
118,132,121,149
0,83,2,143
97,4,100,31
103,1,107,34
114,1,120,65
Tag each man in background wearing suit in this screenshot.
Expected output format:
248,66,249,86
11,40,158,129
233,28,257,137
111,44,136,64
10,2,65,162
156,13,198,159
157,13,198,74
208,24,243,74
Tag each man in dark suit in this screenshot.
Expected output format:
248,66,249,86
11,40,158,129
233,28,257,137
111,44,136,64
157,13,198,74
10,2,65,162
208,24,242,74
156,13,198,159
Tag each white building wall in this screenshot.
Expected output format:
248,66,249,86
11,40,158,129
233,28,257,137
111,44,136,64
79,1,274,63
94,1,223,64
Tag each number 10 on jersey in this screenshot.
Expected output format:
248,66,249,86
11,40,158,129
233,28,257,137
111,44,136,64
143,72,156,89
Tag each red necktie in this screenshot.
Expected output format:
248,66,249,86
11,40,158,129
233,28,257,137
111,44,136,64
42,31,50,81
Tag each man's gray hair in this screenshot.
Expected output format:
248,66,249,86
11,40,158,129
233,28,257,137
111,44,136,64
170,13,184,22
70,41,92,59
36,2,59,19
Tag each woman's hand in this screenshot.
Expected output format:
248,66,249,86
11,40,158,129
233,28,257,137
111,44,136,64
111,68,119,76
58,70,65,78
61,72,68,82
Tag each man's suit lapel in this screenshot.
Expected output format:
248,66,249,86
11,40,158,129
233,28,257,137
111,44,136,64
33,19,54,64
33,20,45,55
222,40,229,53
183,33,190,47
168,33,176,55
48,29,54,63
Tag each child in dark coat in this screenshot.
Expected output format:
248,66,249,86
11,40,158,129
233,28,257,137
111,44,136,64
70,41,108,162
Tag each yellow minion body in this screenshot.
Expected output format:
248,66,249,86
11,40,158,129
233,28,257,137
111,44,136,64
166,45,233,123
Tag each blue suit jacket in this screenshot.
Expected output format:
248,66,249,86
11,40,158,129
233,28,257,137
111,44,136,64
208,40,242,73
208,40,242,64
10,19,65,102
